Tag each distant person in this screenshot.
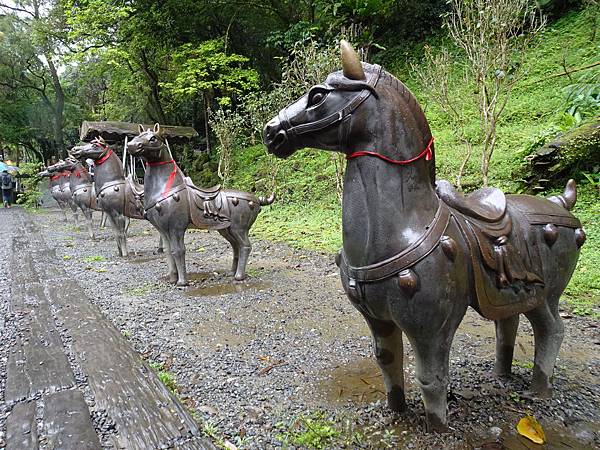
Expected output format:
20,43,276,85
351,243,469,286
1,169,14,208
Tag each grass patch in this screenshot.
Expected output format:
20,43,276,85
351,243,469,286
513,360,535,370
124,283,154,296
82,255,106,263
276,411,341,449
148,360,178,394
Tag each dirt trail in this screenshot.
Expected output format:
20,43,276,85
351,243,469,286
4,206,599,449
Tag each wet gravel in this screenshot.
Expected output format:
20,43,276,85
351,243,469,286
5,206,600,449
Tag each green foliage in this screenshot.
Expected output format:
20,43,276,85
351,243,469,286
209,109,246,186
561,183,600,317
178,147,220,187
162,40,260,107
16,162,44,208
276,412,341,449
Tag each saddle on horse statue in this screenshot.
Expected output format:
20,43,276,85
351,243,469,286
185,179,231,229
436,180,581,320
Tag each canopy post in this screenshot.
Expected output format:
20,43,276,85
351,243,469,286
122,136,128,174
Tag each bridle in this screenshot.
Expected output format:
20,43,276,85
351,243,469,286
138,132,180,199
278,64,434,166
277,64,382,143
92,140,113,165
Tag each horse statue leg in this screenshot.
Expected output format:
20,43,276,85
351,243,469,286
168,228,188,286
159,231,177,283
82,204,95,240
362,315,407,412
59,202,69,222
524,295,564,397
494,315,520,378
118,214,129,256
218,228,240,277
70,200,79,225
156,235,164,254
105,211,128,257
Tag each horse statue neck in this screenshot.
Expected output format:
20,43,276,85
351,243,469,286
59,172,71,187
94,149,124,188
143,147,184,207
70,162,92,187
342,115,439,267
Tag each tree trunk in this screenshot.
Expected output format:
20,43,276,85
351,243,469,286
203,91,211,153
45,55,65,158
139,50,167,124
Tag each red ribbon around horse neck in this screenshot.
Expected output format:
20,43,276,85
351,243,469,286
347,136,434,165
50,174,60,181
146,159,177,199
95,147,113,166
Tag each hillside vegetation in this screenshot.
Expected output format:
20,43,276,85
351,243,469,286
227,7,600,315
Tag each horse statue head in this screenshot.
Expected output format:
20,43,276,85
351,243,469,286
128,123,167,162
264,40,435,185
70,137,111,161
61,157,80,171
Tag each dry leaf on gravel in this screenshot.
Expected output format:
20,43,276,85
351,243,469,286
516,415,545,444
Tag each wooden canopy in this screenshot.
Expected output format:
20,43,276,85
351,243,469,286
80,121,199,144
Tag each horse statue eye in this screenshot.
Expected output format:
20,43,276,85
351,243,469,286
150,136,156,142
309,91,326,106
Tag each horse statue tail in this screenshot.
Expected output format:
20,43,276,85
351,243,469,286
258,193,276,206
548,179,577,211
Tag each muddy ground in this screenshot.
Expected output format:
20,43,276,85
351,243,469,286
10,207,600,449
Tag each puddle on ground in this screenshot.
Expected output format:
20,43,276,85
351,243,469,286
187,271,225,282
319,357,388,404
185,280,273,297
474,421,600,450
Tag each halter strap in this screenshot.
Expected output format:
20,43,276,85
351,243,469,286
279,65,382,137
338,200,449,283
347,137,434,165
94,145,113,166
146,159,178,199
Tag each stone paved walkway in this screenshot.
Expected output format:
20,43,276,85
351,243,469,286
0,207,214,449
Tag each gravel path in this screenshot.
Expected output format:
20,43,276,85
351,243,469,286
3,206,599,449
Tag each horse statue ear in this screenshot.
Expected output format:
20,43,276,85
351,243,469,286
341,39,366,81
153,123,162,135
138,124,145,135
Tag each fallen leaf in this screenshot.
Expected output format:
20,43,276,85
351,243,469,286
516,415,545,444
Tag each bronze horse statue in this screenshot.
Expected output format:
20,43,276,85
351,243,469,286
52,158,102,239
127,124,275,285
264,41,585,431
71,139,156,256
39,162,79,223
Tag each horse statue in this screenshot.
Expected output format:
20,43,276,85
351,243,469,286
51,158,102,239
71,139,162,256
127,124,275,285
264,41,585,431
38,161,79,223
